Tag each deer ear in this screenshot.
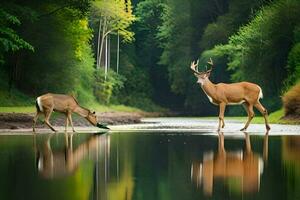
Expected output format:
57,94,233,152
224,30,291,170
194,73,199,77
206,71,211,77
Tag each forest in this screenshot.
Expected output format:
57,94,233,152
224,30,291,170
1,0,300,116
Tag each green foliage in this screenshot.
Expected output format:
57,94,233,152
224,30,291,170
0,1,99,107
114,51,161,111
0,6,34,64
132,0,176,109
1,0,300,116
284,26,300,92
157,0,231,113
205,0,300,112
0,88,33,107
91,0,136,42
17,7,95,104
0,67,33,106
94,69,125,104
199,0,270,50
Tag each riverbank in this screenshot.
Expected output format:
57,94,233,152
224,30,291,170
0,106,298,130
0,103,157,129
0,111,146,130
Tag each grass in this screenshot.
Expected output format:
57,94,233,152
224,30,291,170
0,85,143,114
0,89,33,106
89,103,143,113
245,109,298,124
0,104,143,114
0,106,36,113
200,109,299,125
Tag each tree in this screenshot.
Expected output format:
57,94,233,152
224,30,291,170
91,0,136,77
205,0,300,111
157,0,228,113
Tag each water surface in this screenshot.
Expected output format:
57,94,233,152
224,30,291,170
0,130,300,200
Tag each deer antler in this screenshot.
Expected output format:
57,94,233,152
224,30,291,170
206,58,214,73
190,60,201,75
207,58,213,66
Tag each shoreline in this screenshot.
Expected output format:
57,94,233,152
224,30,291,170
0,110,298,131
0,112,144,130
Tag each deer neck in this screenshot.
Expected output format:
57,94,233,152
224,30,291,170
74,106,89,117
201,78,217,101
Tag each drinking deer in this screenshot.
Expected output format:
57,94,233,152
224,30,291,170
190,58,270,131
35,133,109,178
33,93,98,132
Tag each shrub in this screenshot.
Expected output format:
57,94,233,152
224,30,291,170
282,83,300,117
94,69,125,104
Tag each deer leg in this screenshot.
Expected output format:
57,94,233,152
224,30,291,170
218,132,225,154
64,113,69,132
263,132,269,164
64,132,69,148
244,132,252,154
254,102,271,130
218,103,226,131
67,113,76,133
222,118,225,128
44,108,57,132
240,103,254,131
33,111,41,133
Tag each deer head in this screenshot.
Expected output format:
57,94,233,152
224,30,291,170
190,58,214,85
86,111,98,126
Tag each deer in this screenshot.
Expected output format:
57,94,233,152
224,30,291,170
190,58,270,131
191,132,267,195
35,133,108,178
32,93,98,133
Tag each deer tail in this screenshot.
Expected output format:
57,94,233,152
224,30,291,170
36,97,43,112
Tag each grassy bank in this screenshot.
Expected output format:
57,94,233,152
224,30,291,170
201,109,299,125
0,104,143,114
0,86,143,114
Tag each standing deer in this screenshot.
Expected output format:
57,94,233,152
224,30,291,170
190,58,270,131
33,93,98,132
191,132,267,195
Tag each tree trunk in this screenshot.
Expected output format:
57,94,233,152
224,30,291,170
117,31,120,74
96,19,102,69
98,17,107,70
105,34,108,80
108,35,110,71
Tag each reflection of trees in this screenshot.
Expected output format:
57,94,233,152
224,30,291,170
282,136,300,200
35,132,134,200
191,132,269,196
106,134,134,200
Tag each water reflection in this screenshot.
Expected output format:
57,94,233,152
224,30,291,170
2,130,300,200
191,132,269,196
34,132,133,200
35,133,110,179
282,135,300,200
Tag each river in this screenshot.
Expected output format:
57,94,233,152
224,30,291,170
0,118,299,200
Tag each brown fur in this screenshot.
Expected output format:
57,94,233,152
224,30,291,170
193,67,270,131
33,93,97,132
191,133,268,195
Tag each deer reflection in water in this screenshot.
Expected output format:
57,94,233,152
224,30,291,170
35,133,110,179
191,132,269,196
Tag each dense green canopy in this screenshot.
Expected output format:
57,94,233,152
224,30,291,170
0,0,299,114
